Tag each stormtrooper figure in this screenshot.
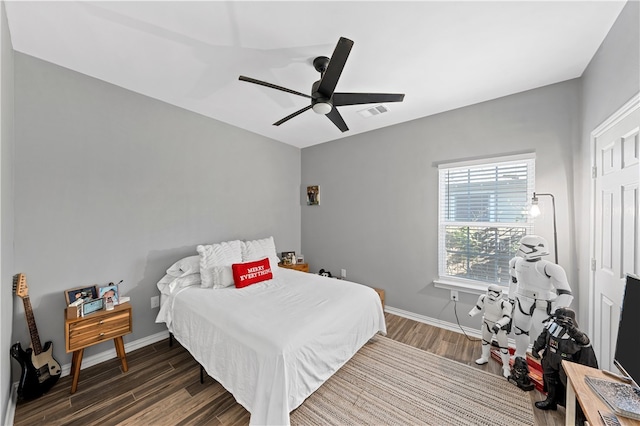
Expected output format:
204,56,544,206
469,284,513,378
509,235,573,359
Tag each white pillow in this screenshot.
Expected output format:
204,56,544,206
197,240,243,288
156,273,201,296
166,255,200,278
242,236,280,276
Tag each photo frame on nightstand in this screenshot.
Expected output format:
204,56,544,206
81,297,105,316
99,283,120,305
65,285,98,306
281,251,296,265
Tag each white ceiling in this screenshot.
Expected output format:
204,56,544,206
5,1,627,148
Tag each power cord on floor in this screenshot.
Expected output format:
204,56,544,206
452,299,481,342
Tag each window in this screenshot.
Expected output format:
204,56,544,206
438,154,535,286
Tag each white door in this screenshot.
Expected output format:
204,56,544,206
591,96,639,372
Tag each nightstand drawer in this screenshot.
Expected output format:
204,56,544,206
68,324,131,352
65,304,132,352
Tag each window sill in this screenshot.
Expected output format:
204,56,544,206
433,278,505,296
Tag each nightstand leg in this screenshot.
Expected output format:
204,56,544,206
114,337,128,372
70,349,84,394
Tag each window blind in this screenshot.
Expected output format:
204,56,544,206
438,156,535,285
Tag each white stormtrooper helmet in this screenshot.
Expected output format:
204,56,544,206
517,235,550,260
487,284,502,301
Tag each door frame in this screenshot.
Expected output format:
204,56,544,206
588,92,639,344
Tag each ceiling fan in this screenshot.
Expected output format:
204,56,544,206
239,37,405,132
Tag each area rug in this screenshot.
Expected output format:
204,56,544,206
291,336,534,426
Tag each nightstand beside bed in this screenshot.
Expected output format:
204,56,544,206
64,302,132,393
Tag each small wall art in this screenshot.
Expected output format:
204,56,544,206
307,185,320,206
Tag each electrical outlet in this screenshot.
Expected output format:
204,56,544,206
450,290,459,301
341,269,347,279
151,296,160,309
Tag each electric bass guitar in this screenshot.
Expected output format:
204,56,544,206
11,273,61,401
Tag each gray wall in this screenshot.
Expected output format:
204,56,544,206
300,0,639,331
1,1,14,422
575,0,640,328
11,53,302,370
301,79,580,328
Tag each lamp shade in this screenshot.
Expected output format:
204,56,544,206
312,102,332,115
530,203,541,218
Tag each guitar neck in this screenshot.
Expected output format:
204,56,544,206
22,296,43,355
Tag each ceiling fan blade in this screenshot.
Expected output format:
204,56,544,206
239,76,312,99
332,92,405,106
325,107,349,132
316,37,354,98
273,105,313,126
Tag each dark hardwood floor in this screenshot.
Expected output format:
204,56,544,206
13,312,563,425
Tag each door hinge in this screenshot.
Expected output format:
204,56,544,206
591,258,596,271
592,166,597,178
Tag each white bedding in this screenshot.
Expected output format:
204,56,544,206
155,268,386,425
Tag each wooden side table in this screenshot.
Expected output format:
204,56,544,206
373,288,385,309
64,302,132,393
279,263,309,273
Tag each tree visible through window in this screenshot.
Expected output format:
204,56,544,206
438,155,534,286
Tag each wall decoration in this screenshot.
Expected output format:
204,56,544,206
307,185,320,206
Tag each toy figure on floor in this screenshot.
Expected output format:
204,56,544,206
318,269,332,278
469,284,513,378
508,356,535,391
508,235,573,359
530,307,597,411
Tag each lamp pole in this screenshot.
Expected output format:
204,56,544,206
532,192,558,264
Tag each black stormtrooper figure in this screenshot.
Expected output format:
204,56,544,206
530,307,596,411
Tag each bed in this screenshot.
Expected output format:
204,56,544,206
155,238,386,426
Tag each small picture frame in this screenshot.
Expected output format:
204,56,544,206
99,284,119,305
296,254,305,264
65,285,98,306
281,251,296,265
81,298,105,316
306,185,320,206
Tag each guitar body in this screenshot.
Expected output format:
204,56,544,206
11,341,61,401
11,273,62,401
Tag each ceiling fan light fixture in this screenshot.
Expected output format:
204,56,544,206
239,37,404,132
312,101,332,115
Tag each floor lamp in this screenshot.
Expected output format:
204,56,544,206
529,192,558,264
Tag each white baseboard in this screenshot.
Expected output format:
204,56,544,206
385,305,517,348
385,305,483,339
5,330,170,426
59,329,170,377
4,383,17,426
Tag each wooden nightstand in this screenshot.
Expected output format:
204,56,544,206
64,302,132,393
279,263,309,272
373,288,385,309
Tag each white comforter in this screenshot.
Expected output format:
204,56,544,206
155,268,386,425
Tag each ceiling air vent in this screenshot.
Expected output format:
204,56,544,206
358,104,389,118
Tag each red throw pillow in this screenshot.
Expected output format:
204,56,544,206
232,258,273,288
